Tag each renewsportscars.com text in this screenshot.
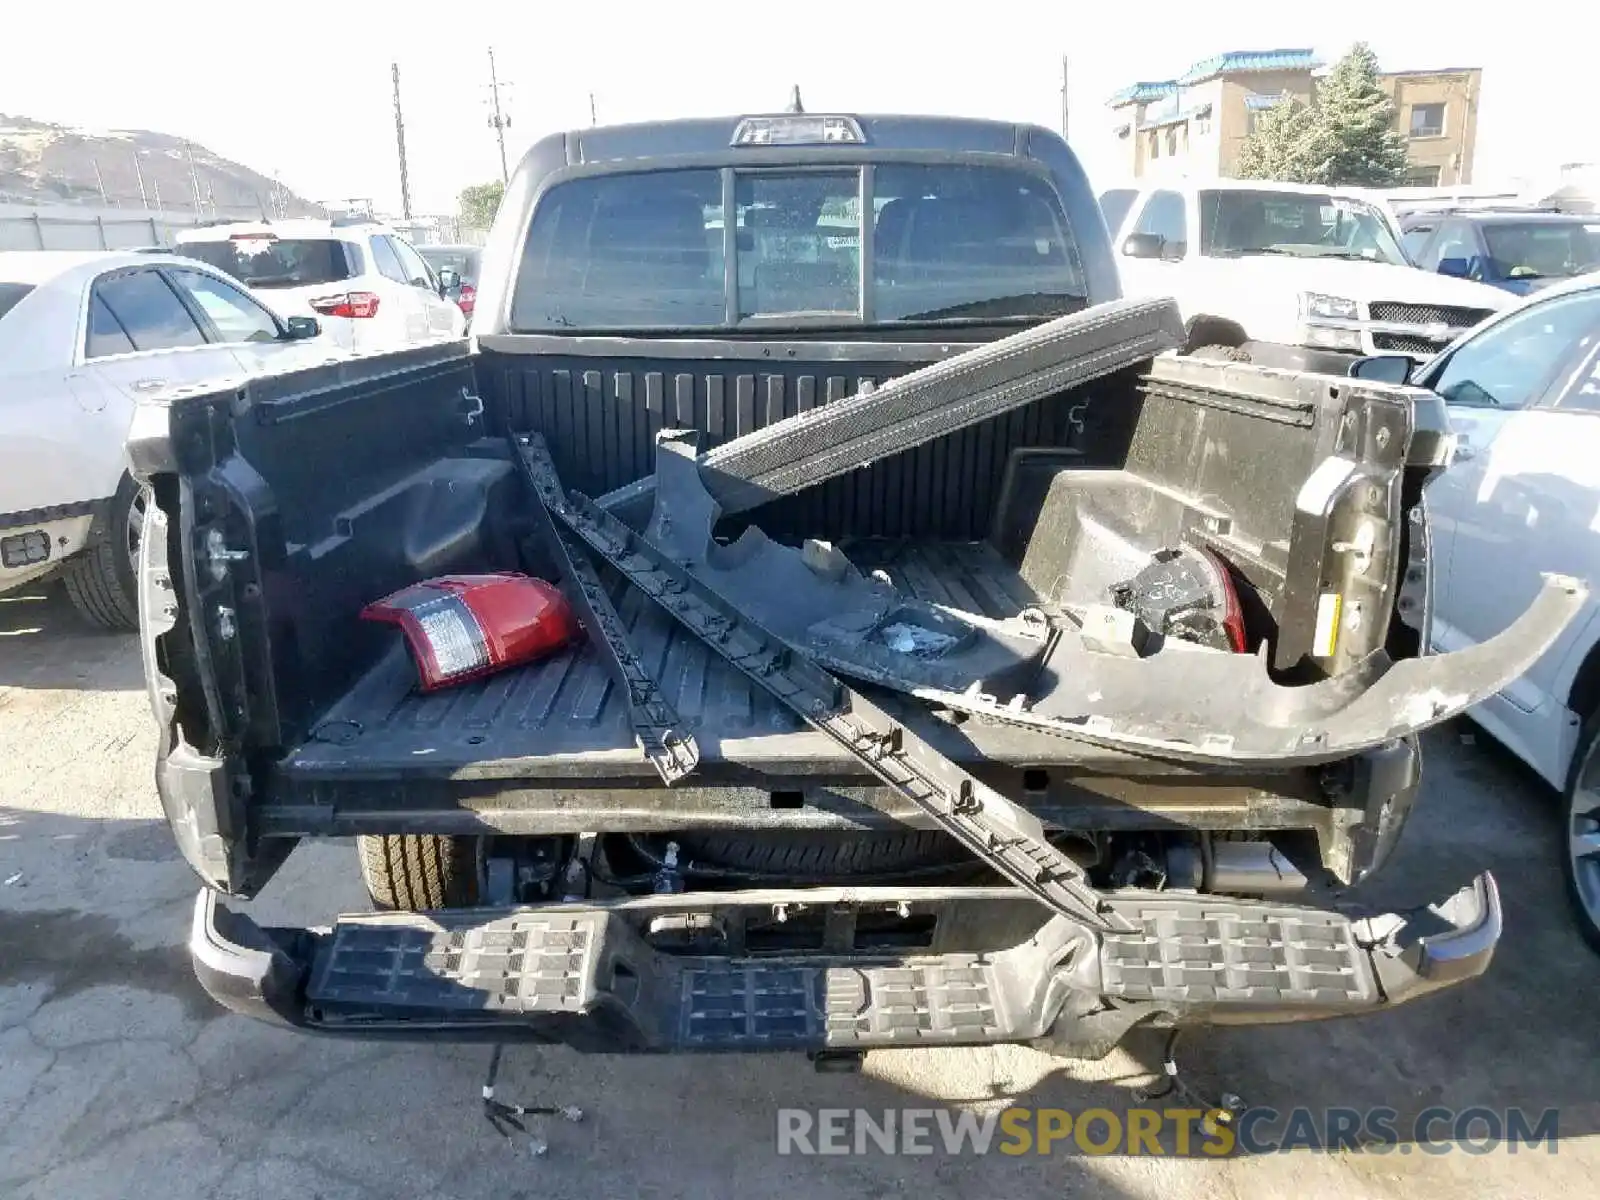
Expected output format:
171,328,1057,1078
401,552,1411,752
776,1106,1560,1157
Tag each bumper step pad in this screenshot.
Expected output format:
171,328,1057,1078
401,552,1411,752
1099,895,1377,1008
279,875,1505,1048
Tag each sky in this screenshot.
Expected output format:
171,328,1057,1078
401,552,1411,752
1,1,1594,215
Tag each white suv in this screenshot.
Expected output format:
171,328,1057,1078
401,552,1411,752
173,219,466,353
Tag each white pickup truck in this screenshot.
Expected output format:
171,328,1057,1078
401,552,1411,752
1099,180,1513,372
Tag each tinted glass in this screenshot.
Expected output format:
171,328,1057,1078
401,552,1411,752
170,269,280,343
1131,190,1187,256
0,282,33,322
511,164,1085,330
174,237,355,288
1098,189,1138,235
1421,222,1479,272
872,163,1084,321
92,270,206,353
513,169,726,330
368,236,408,283
85,293,136,357
1198,190,1407,265
389,237,436,288
737,171,859,318
1425,290,1600,409
1481,221,1600,281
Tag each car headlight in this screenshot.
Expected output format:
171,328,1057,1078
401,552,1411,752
1302,292,1360,321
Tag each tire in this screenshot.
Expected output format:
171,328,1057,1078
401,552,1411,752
1189,343,1251,363
1561,717,1600,955
357,834,482,909
61,475,144,631
674,829,967,877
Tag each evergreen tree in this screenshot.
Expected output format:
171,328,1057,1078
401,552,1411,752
1310,43,1410,187
1233,44,1411,187
1235,98,1321,183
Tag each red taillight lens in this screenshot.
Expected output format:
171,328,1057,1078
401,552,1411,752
361,573,578,692
309,291,381,319
457,283,476,316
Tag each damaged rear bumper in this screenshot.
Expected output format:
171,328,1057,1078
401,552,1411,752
190,874,1501,1052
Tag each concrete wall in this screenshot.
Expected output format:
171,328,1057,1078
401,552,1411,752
1381,69,1482,186
0,203,236,252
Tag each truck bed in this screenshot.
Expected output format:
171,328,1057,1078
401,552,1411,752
281,539,1187,783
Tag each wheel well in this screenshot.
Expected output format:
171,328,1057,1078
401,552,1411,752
1184,316,1249,352
1568,641,1600,721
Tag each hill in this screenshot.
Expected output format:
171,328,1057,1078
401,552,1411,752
0,114,322,218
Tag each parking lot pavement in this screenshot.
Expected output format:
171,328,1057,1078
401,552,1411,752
2,580,1598,1200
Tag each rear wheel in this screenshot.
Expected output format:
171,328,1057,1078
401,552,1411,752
1562,718,1600,954
358,834,482,909
61,474,144,631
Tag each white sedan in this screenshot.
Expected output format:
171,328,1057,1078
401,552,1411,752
0,250,339,629
1355,273,1600,951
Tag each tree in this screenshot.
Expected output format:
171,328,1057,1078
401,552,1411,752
459,180,505,231
1234,43,1410,187
1309,43,1410,187
1234,97,1322,183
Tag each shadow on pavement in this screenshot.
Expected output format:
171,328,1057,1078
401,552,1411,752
0,584,143,692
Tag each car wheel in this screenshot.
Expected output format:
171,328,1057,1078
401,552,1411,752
1562,717,1600,954
60,474,144,631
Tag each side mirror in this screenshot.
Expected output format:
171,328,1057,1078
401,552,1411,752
436,267,460,293
1121,232,1166,260
282,315,321,341
1437,257,1472,279
1348,354,1412,385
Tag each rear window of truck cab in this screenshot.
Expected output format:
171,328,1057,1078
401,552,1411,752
511,163,1088,331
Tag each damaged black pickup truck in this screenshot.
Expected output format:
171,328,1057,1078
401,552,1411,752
132,113,1583,1057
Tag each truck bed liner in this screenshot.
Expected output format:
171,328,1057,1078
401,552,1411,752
281,541,1170,782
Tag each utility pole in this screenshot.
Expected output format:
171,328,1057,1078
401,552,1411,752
91,157,111,206
392,62,414,219
486,47,511,183
589,92,597,127
1060,56,1070,140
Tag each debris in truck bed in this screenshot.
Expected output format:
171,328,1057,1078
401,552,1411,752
517,432,1128,933
361,574,577,692
597,296,1184,524
645,431,1057,699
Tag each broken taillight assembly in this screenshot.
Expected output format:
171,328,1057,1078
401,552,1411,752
361,573,578,692
309,291,381,319
1110,546,1248,653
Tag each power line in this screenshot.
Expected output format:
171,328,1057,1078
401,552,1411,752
392,62,413,219
486,47,512,183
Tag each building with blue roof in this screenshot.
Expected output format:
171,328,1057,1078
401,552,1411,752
1104,49,1479,187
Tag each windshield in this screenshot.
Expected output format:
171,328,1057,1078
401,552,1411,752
1198,190,1407,265
173,237,357,289
1482,222,1600,280
419,247,482,282
0,282,34,322
511,163,1087,332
